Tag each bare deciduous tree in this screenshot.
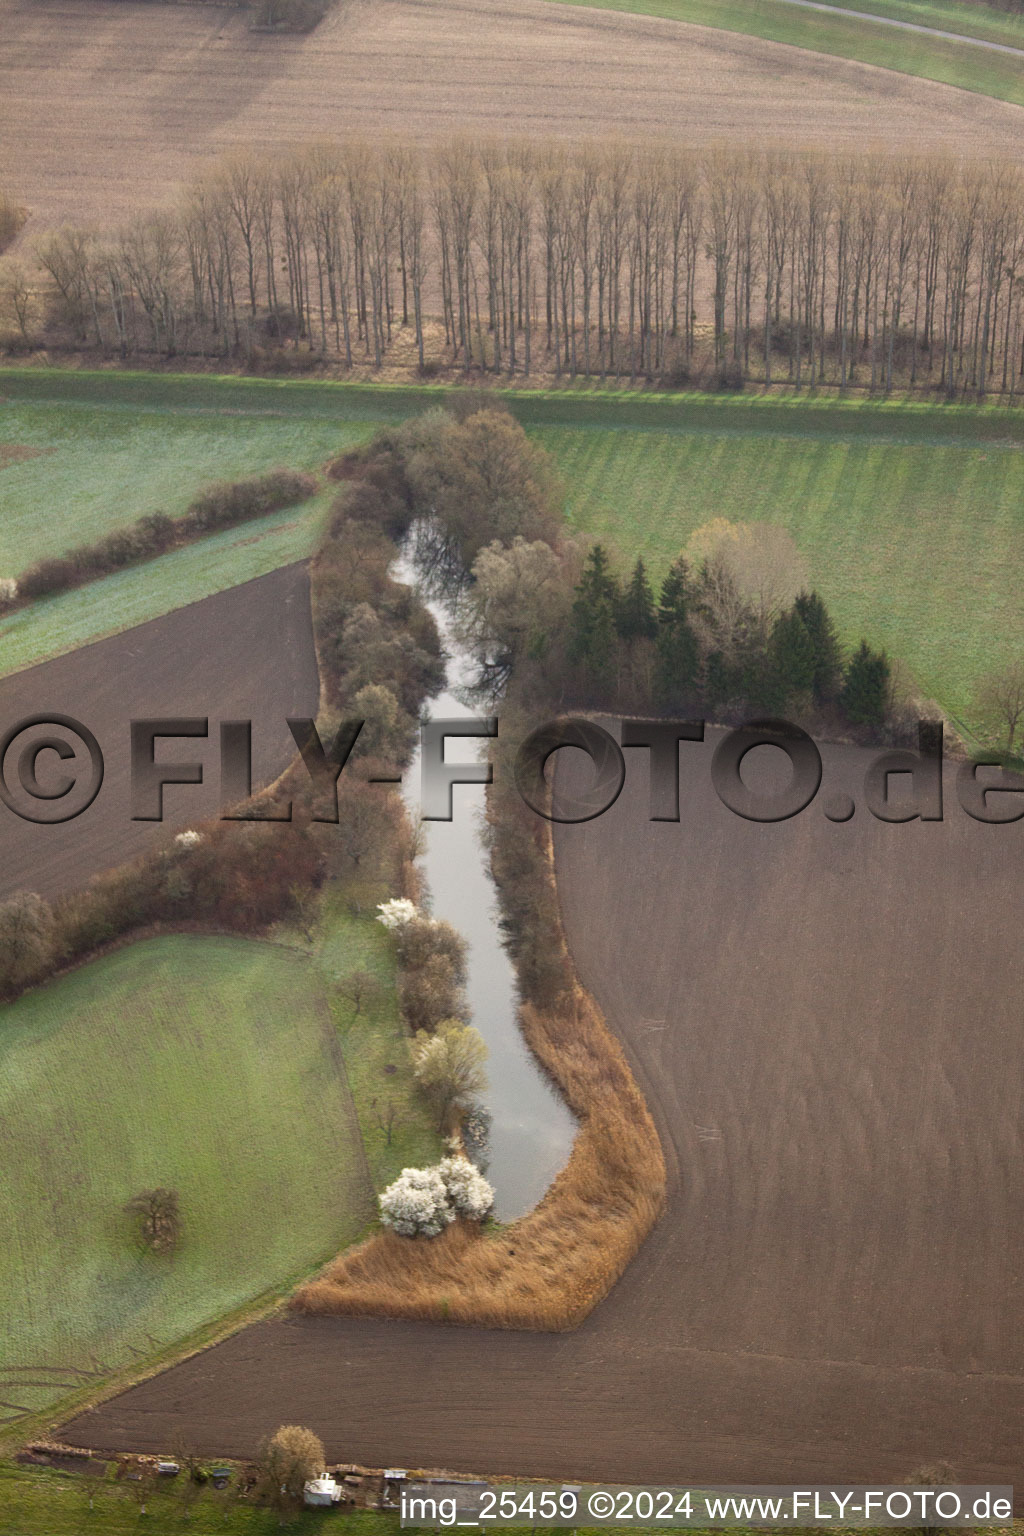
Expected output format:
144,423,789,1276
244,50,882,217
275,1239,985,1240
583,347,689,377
125,1188,181,1255
978,660,1024,755
371,1096,402,1146
337,967,380,1016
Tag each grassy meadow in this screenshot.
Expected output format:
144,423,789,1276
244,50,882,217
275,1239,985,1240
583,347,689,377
542,0,1024,104
0,1462,402,1536
0,375,398,572
793,0,1024,48
0,375,400,672
0,933,373,1424
315,892,442,1191
0,1463,767,1536
0,895,440,1429
537,405,1024,735
2,371,1022,730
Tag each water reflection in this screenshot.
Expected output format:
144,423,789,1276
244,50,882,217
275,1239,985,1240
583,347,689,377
395,547,576,1220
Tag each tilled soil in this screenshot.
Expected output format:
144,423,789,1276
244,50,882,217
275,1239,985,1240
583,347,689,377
3,0,1024,231
59,729,1024,1492
0,563,319,901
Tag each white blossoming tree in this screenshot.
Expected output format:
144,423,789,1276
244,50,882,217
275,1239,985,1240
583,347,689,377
438,1155,495,1221
376,897,418,931
378,1164,455,1238
174,829,202,849
378,1156,494,1237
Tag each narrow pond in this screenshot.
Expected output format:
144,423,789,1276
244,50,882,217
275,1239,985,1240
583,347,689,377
397,553,577,1221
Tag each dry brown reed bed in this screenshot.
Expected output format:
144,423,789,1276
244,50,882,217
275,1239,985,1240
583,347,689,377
292,839,667,1331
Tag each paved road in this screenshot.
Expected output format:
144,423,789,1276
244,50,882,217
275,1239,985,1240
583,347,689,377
776,0,1024,59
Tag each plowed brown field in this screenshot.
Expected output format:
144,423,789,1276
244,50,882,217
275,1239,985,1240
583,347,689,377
3,0,1024,232
0,563,318,901
59,728,1024,1491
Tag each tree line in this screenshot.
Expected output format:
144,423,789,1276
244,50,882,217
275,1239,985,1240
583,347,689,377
566,544,892,728
8,140,1024,396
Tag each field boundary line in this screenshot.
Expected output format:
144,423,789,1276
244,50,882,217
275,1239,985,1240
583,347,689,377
771,0,1024,56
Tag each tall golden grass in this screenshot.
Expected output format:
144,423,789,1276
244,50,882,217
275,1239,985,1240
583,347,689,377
292,828,667,1331
295,428,666,1329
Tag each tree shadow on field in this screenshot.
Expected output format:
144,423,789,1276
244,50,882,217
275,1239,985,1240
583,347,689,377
2,0,314,166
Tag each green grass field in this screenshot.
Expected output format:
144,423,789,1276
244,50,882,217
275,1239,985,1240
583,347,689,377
0,1462,401,1536
0,935,375,1423
3,371,1022,732
0,496,331,677
312,891,442,1191
0,377,401,572
535,407,1024,734
0,373,415,673
792,0,1024,48
542,0,1024,105
0,1461,761,1536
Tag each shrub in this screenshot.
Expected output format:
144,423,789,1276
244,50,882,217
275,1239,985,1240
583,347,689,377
181,469,316,537
394,914,468,985
661,360,691,389
378,1156,494,1237
18,556,79,600
0,892,56,997
135,512,176,555
399,954,466,1033
0,576,18,610
711,360,745,392
376,897,418,930
438,1155,494,1220
125,1187,181,1254
11,472,315,613
379,1165,455,1237
90,527,146,571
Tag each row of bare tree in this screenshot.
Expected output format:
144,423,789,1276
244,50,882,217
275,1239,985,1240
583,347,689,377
11,139,1024,394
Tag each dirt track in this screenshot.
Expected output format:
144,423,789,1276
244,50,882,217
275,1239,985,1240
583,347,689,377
0,564,318,901
3,0,1024,231
61,729,1024,1490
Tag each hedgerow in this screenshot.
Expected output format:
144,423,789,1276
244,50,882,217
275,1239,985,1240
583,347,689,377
11,469,317,606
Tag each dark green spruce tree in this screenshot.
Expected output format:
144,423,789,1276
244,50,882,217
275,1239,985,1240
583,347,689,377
794,590,843,704
841,640,891,727
616,558,658,641
657,556,692,626
655,558,699,707
569,544,621,694
769,606,817,709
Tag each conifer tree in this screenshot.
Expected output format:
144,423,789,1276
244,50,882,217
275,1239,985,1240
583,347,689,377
658,557,692,626
569,544,621,691
841,640,891,726
655,559,698,705
770,607,816,704
794,590,843,704
617,557,658,641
